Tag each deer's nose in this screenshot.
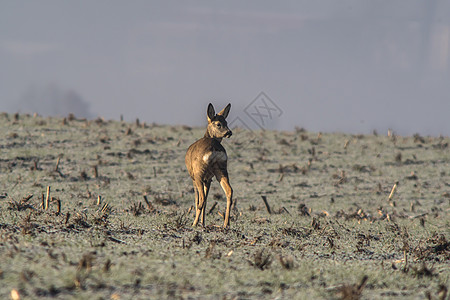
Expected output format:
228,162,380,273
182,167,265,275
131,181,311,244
225,130,232,138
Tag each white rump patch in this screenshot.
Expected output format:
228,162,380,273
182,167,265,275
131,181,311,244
203,151,227,164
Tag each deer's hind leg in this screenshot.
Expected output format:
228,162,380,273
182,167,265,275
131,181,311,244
200,180,211,226
192,180,205,227
192,180,199,212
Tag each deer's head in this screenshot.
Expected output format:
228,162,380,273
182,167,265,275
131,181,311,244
205,103,232,140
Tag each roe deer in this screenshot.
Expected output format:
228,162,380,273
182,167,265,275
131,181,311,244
185,103,233,227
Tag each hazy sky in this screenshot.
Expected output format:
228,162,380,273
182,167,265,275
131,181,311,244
1,1,449,136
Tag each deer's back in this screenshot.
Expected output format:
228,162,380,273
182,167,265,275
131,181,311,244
185,137,228,180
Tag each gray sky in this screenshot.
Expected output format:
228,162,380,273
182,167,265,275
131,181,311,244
1,1,449,136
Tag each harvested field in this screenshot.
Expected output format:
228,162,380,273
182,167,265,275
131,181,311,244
0,113,449,299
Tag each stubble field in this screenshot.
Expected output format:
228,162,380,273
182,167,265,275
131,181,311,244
0,113,449,299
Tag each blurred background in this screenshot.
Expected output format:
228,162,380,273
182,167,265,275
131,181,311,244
1,1,449,135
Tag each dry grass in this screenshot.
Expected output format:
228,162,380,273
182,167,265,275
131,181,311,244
0,113,448,299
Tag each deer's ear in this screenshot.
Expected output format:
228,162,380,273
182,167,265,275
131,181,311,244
207,103,215,122
217,103,231,119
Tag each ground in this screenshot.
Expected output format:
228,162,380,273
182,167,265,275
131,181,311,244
0,113,449,299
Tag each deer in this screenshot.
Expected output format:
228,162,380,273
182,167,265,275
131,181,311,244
185,103,233,228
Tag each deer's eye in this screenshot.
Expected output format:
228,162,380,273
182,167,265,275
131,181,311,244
217,123,222,128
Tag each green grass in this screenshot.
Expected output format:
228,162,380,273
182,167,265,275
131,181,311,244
0,112,449,299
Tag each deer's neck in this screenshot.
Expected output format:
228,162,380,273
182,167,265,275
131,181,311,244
204,129,222,142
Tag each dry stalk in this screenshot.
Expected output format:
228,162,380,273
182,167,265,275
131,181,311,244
93,165,98,178
389,181,399,201
261,195,272,214
143,195,154,211
207,201,218,215
45,186,51,210
65,212,71,225
101,202,110,214
344,139,350,149
55,156,61,172
56,198,61,214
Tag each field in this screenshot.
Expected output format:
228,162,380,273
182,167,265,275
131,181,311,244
0,112,449,299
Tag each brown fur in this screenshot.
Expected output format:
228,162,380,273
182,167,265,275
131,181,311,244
185,103,233,227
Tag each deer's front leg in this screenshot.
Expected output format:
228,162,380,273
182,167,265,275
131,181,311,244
220,176,233,228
